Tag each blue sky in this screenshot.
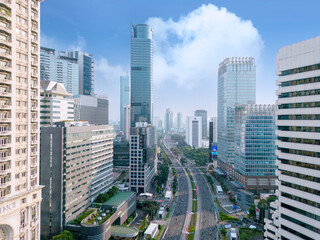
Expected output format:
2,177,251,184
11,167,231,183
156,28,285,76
41,0,320,121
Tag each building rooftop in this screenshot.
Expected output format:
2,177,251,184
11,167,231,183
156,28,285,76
144,223,158,235
111,226,139,238
103,192,134,208
40,80,72,97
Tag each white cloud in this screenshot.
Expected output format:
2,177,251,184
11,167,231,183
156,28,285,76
95,58,126,84
41,34,86,52
146,4,264,89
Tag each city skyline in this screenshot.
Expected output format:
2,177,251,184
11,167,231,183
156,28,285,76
40,0,320,120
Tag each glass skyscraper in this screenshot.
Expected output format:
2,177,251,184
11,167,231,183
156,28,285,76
195,109,208,139
67,51,95,96
217,57,256,171
120,75,130,131
40,47,79,95
234,104,276,193
130,24,153,127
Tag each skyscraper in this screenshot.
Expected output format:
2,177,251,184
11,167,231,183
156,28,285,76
67,51,95,96
165,108,173,133
120,75,130,131
0,1,43,238
40,47,79,95
177,112,183,129
195,110,207,139
264,37,320,240
186,116,202,148
217,57,256,172
234,104,276,193
130,24,153,127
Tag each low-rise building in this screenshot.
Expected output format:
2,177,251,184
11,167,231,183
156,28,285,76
144,223,159,239
66,192,137,240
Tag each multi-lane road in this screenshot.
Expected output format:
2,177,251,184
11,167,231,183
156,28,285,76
161,137,220,240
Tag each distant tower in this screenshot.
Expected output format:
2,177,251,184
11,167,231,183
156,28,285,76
177,112,183,129
186,116,202,148
130,24,153,127
120,75,130,131
165,108,173,133
195,110,207,139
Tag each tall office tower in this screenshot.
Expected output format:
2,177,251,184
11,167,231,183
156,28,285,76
0,1,43,239
120,75,130,131
40,121,113,239
123,104,130,140
40,80,74,126
40,47,79,95
217,57,256,172
177,112,183,129
165,108,173,133
186,116,202,148
129,122,157,193
73,94,109,125
264,37,320,240
67,51,94,96
130,24,153,127
195,110,207,139
234,104,276,193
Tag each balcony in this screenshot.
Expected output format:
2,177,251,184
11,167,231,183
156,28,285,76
0,179,11,188
0,155,10,162
0,167,10,175
30,173,37,179
0,102,11,109
0,37,12,47
0,115,10,122
0,141,11,148
30,151,37,156
0,51,11,59
0,10,11,20
31,95,38,100
31,106,37,111
31,140,37,145
0,129,11,135
0,90,11,97
31,83,37,89
31,129,37,134
30,162,37,168
0,77,11,84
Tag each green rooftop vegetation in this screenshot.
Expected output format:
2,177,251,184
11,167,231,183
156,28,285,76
84,209,115,225
95,186,118,203
72,210,95,225
102,191,133,208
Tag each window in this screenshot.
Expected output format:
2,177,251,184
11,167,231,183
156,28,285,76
20,210,26,227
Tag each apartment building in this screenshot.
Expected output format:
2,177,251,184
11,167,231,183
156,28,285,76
0,1,43,239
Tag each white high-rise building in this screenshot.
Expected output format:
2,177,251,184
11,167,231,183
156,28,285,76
0,1,43,239
264,37,320,240
40,80,74,126
186,116,202,148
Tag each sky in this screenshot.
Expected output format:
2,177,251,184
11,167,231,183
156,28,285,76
40,0,320,122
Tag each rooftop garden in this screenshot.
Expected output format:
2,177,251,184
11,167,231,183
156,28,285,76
72,210,95,225
84,209,115,225
95,186,118,204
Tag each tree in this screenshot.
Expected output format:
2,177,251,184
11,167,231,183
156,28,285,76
249,204,256,217
221,228,227,236
51,230,74,240
158,224,163,230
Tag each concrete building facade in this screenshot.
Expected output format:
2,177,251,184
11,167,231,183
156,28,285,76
0,1,43,239
186,116,202,148
40,80,74,126
264,37,320,240
40,121,113,239
129,122,157,193
73,94,109,125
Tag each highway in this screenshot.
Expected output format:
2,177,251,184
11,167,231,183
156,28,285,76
191,167,219,239
162,139,191,240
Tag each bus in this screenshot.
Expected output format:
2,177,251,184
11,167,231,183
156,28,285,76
216,185,223,194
